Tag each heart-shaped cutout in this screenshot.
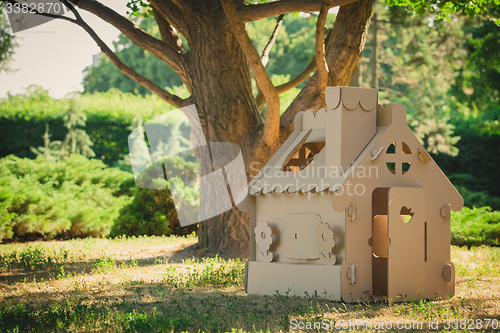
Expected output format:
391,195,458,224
400,206,414,223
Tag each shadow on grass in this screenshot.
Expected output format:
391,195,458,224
2,281,500,333
0,243,207,284
3,243,499,332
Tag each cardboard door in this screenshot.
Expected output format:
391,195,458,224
387,187,426,300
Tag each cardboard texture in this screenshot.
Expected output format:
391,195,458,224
239,86,463,302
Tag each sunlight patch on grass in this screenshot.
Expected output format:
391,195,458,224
0,237,499,332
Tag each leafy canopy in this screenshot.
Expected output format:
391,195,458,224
384,0,500,23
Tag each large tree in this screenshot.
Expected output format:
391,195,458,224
20,0,373,256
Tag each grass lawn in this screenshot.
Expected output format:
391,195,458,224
0,235,499,332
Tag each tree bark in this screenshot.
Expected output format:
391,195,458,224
371,13,378,89
177,1,265,256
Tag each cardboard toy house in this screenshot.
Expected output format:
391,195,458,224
238,86,463,302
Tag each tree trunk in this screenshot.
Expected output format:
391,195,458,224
178,1,272,256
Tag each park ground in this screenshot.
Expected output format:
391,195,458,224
0,235,499,332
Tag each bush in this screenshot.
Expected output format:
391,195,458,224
451,206,500,247
111,156,199,237
454,184,500,210
0,155,133,242
0,86,179,166
432,106,500,210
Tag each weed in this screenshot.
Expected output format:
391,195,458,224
56,266,71,279
161,255,244,289
93,256,117,273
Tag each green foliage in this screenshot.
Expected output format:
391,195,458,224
0,245,70,271
30,124,60,161
0,154,133,242
31,107,95,161
451,206,500,247
0,14,16,73
57,107,95,158
451,19,500,110
412,117,460,156
0,88,200,240
247,13,334,84
455,185,500,210
0,86,177,165
82,16,182,95
84,13,326,98
161,256,245,289
93,256,117,273
125,0,152,17
111,187,177,237
384,0,500,22
365,4,467,155
111,156,199,238
358,4,500,209
431,104,500,209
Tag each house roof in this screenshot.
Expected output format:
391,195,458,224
239,101,463,212
247,119,386,195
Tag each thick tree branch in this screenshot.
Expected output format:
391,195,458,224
255,28,331,112
278,58,318,94
239,0,357,22
149,0,190,36
324,0,373,86
255,57,317,111
13,0,187,108
315,0,332,93
280,0,374,135
152,6,185,55
261,14,284,67
221,0,280,146
62,1,187,108
67,0,186,76
256,13,284,113
99,47,187,108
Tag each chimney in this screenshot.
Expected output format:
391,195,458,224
325,86,378,171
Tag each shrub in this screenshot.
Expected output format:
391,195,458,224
0,155,133,242
454,184,500,210
451,206,500,247
432,124,500,210
111,156,199,237
0,87,179,165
